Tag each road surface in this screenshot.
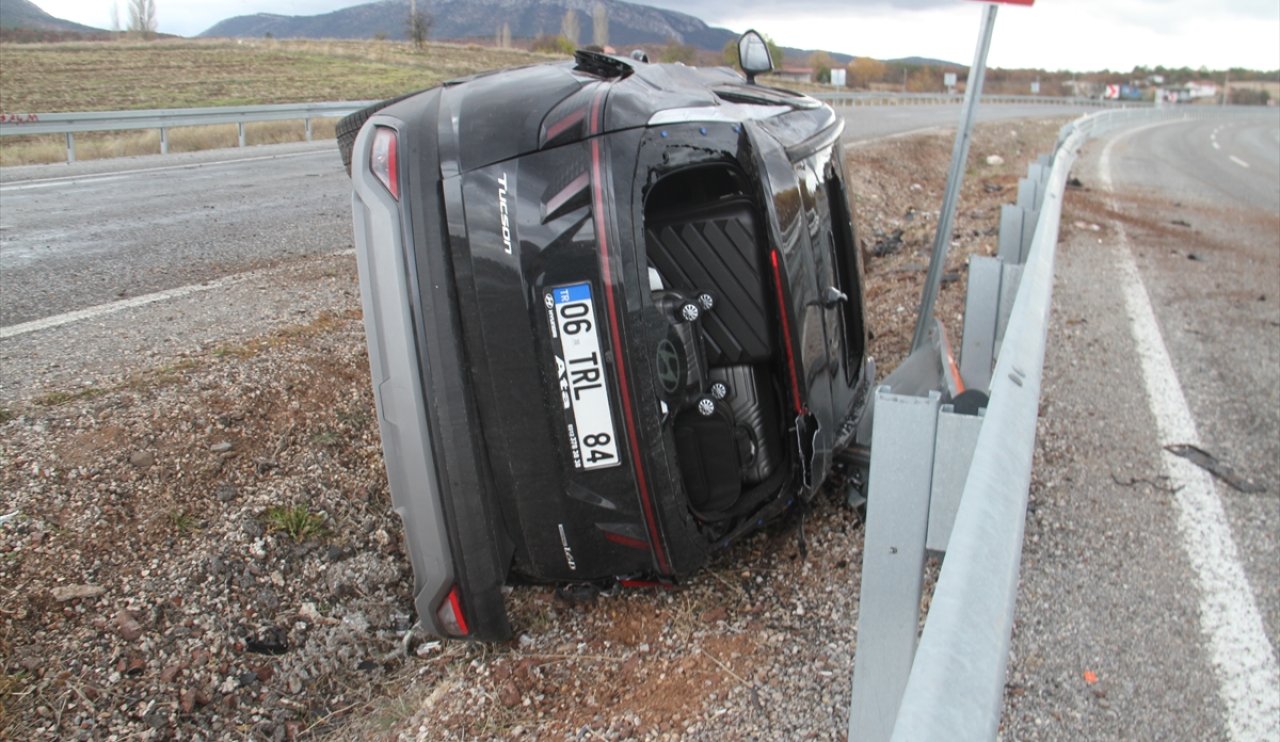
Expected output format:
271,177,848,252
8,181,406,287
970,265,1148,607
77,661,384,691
1002,111,1280,740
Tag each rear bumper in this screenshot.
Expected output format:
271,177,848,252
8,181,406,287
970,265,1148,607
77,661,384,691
350,107,512,641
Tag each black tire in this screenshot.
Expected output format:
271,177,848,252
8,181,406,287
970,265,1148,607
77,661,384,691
337,90,421,176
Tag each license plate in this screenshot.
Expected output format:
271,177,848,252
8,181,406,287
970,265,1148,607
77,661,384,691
547,282,621,471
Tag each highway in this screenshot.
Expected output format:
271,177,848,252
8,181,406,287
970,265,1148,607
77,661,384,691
1002,112,1280,739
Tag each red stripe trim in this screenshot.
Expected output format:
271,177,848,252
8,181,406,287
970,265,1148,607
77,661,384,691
544,108,587,144
603,531,650,551
588,89,671,575
446,586,470,636
770,250,805,416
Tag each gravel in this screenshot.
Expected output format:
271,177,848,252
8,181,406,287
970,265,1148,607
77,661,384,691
0,117,1070,740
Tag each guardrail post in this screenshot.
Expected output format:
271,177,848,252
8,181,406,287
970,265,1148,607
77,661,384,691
960,256,1002,390
305,117,313,142
65,132,76,164
925,406,985,554
160,127,169,155
237,122,246,148
849,387,941,742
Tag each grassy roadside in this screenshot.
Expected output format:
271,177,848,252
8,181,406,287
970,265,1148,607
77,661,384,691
0,38,556,166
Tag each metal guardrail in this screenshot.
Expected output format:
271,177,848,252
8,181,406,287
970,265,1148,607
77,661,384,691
812,91,1138,108
847,103,1276,741
0,93,1138,164
0,101,373,163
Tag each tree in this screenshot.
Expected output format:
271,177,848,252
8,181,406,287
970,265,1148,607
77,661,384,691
592,2,608,48
847,57,886,89
906,65,942,93
407,0,431,49
110,1,121,33
127,0,156,38
561,10,580,47
659,40,698,65
496,21,511,49
808,51,835,84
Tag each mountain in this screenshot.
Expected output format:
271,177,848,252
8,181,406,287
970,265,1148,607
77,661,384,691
202,0,736,50
198,0,850,65
888,56,963,69
0,0,106,33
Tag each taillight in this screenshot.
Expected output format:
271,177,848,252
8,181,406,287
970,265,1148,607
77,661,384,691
436,585,470,637
370,126,399,200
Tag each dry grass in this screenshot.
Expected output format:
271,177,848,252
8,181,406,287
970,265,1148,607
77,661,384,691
0,38,556,112
0,37,558,165
0,119,338,166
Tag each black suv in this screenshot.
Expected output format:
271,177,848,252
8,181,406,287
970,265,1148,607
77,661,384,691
341,39,871,640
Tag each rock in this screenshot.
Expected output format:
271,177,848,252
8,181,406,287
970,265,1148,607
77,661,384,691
216,484,238,503
499,681,522,708
909,183,924,192
124,655,146,676
699,607,728,624
985,154,1005,166
180,688,198,714
52,584,105,602
160,664,182,683
245,626,289,655
129,451,155,469
210,442,233,453
115,610,144,641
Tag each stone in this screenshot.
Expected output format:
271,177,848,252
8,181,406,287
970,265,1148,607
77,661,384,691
52,584,105,602
115,610,144,641
129,451,155,469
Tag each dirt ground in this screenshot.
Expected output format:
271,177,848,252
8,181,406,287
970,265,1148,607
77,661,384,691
0,115,1073,740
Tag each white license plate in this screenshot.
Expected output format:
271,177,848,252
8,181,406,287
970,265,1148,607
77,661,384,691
547,282,621,471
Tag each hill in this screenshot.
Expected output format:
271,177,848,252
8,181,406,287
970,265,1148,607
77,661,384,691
198,0,850,65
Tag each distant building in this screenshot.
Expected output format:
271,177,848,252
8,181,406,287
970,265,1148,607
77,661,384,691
1185,81,1218,99
772,67,814,84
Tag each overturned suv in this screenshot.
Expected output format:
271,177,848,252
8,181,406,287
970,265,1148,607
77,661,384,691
340,33,872,641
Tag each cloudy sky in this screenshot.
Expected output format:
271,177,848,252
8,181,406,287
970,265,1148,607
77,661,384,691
30,0,1280,72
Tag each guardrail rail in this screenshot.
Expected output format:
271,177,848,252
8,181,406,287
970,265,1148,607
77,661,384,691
0,101,373,163
0,93,1142,165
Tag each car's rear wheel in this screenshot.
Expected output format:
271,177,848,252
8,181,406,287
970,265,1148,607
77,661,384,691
338,91,420,175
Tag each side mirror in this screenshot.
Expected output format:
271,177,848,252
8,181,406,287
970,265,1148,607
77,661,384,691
737,29,774,85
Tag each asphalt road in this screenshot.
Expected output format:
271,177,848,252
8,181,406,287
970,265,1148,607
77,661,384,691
1002,112,1280,740
0,104,1099,329
0,142,353,327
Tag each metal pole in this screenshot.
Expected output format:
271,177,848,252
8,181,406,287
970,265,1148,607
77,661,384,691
910,3,999,353
65,132,75,164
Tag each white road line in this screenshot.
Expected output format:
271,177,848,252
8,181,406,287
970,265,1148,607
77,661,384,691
1101,130,1280,741
0,275,244,339
0,148,329,192
0,249,356,339
1229,155,1251,169
1213,142,1221,150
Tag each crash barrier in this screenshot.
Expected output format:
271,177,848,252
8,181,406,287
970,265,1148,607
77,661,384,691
813,92,1135,108
0,101,373,163
846,104,1276,742
0,93,1134,165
